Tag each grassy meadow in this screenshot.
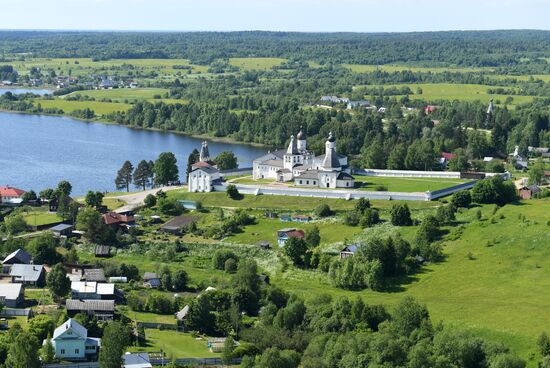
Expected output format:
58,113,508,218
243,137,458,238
228,57,286,71
37,99,131,115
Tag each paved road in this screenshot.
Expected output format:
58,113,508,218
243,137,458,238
107,185,185,213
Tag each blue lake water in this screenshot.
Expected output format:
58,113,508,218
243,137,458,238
0,112,267,195
0,88,53,96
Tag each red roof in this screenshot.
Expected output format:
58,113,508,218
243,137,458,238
424,105,437,114
102,212,135,225
441,152,456,161
0,186,26,197
191,161,216,169
285,230,305,238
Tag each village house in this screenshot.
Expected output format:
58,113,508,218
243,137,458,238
188,141,222,192
102,211,135,230
0,186,26,205
2,248,32,266
159,215,197,235
71,281,115,300
65,299,115,321
9,264,46,286
0,284,24,308
94,245,111,258
519,185,541,200
439,152,456,168
277,228,305,247
47,319,101,361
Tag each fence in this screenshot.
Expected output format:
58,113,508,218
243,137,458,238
150,357,243,366
137,322,179,330
353,168,463,179
219,167,253,177
1,308,32,317
43,363,99,368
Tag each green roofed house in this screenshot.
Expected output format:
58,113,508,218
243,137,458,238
47,318,101,361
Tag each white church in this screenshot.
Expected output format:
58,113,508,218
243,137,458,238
253,129,355,188
187,141,221,192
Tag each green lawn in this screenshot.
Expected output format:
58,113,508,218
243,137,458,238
102,197,125,210
130,330,218,358
275,200,550,366
23,211,62,226
122,309,176,324
354,175,468,192
167,189,440,211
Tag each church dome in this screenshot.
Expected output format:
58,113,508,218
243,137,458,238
297,127,306,140
327,131,336,142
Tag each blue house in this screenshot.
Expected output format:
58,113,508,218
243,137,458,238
47,319,101,361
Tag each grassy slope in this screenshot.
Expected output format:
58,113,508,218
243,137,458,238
276,200,550,366
37,99,131,115
22,211,62,226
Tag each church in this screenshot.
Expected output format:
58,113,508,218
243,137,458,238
253,129,355,188
187,141,221,192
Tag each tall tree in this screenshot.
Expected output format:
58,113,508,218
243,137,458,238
85,191,104,209
115,160,134,192
213,151,238,170
56,180,72,196
133,160,153,190
46,263,71,301
5,331,41,368
154,152,179,186
186,148,200,176
99,321,131,368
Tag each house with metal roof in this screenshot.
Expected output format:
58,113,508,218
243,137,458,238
123,352,153,368
340,244,359,259
143,272,161,288
66,300,115,321
0,284,24,308
9,264,46,286
50,223,75,238
277,228,305,247
48,318,101,360
71,281,115,300
2,248,32,265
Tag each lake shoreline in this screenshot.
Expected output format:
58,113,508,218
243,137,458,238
0,108,270,149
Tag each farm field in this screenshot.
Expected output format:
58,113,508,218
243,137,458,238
65,88,170,102
344,63,493,74
377,83,535,106
228,57,286,71
37,99,131,115
354,175,468,192
275,200,550,366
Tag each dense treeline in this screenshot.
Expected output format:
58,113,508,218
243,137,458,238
1,30,550,67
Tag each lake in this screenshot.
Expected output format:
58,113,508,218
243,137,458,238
0,112,267,195
0,87,53,96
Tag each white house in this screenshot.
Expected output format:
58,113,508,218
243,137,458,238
188,141,221,192
47,319,101,361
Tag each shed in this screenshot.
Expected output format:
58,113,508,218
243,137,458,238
124,352,152,368
175,304,190,322
83,268,106,282
143,272,161,288
50,223,75,237
2,248,31,265
94,245,111,258
340,244,358,259
159,215,196,235
519,185,541,200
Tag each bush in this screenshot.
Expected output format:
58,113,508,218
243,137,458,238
343,210,360,226
451,190,471,208
471,176,517,206
390,203,412,226
157,198,184,216
172,269,188,291
360,208,380,227
212,249,238,270
224,258,237,273
354,198,371,213
313,204,332,218
226,185,240,200
144,194,157,208
145,293,175,314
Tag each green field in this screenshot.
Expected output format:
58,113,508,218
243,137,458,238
345,63,492,74
354,175,468,192
65,88,170,102
376,83,534,105
228,57,286,71
37,99,131,115
130,330,218,358
275,200,550,366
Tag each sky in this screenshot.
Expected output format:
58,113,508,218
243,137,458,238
2,0,550,32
